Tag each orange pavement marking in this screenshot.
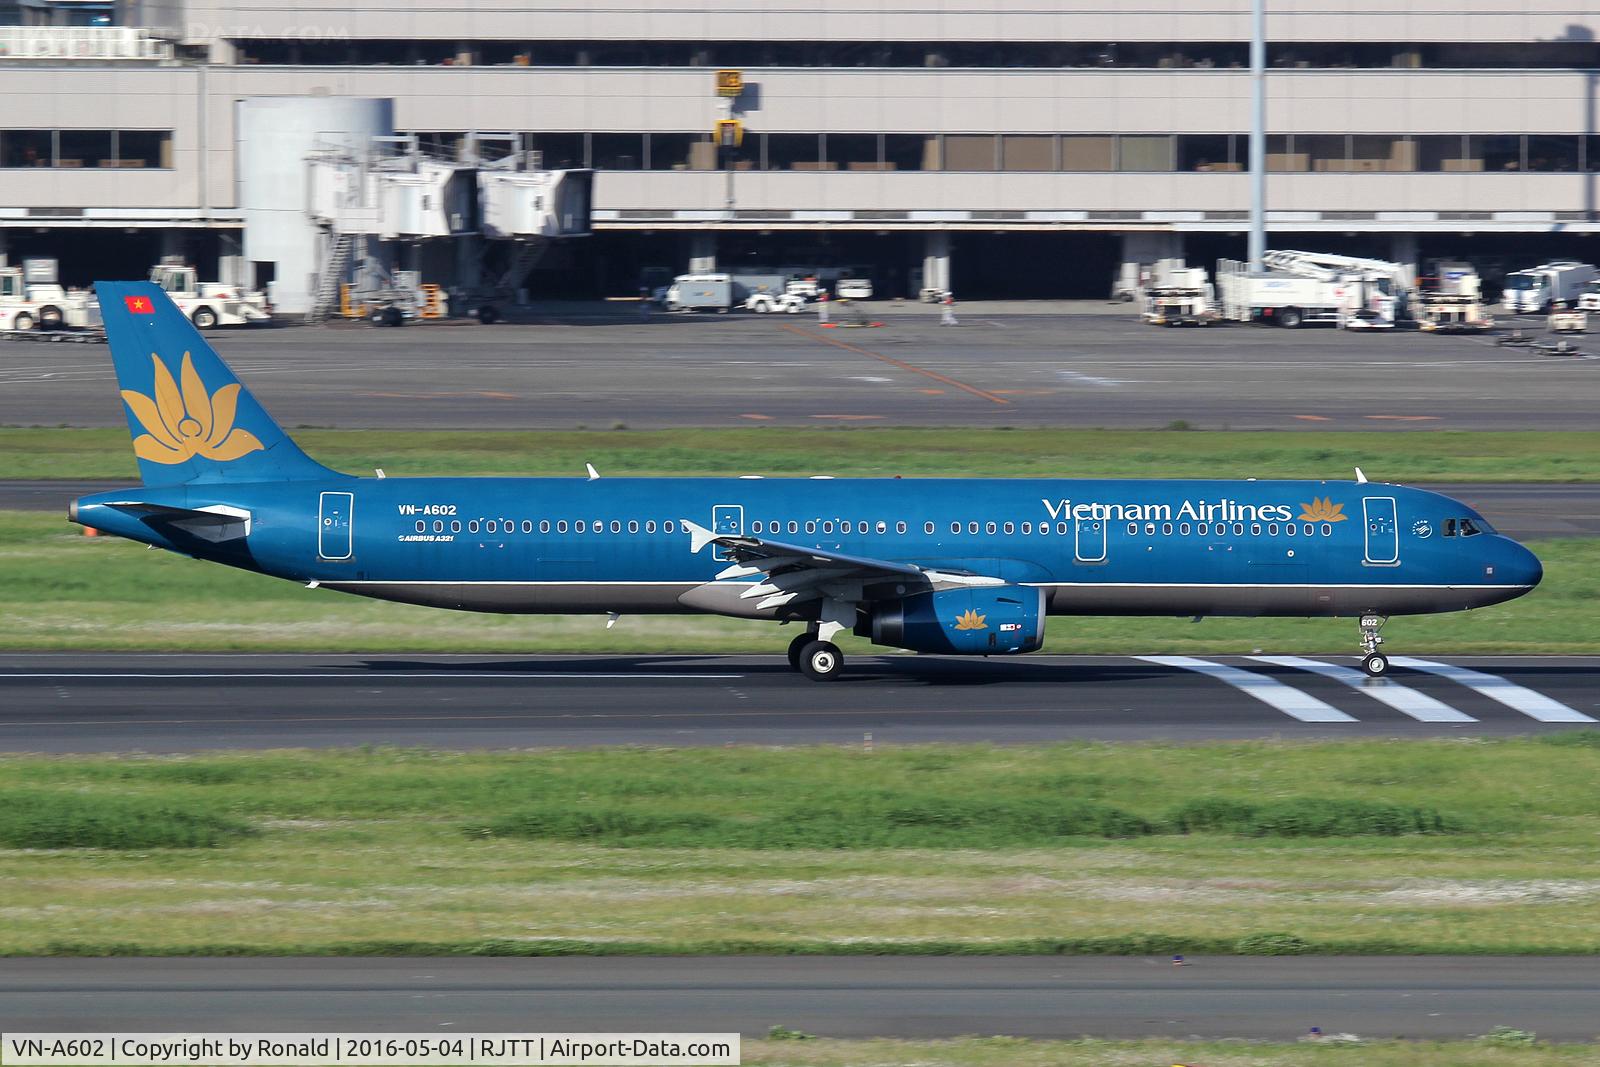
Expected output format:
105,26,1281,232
916,388,946,395
738,413,773,420
780,323,1010,406
1294,414,1333,421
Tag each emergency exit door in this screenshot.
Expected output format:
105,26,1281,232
1363,496,1398,565
1075,516,1106,563
710,504,743,562
319,491,353,560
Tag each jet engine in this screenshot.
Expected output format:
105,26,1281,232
861,586,1045,655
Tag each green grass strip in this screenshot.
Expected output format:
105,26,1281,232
3,427,1598,481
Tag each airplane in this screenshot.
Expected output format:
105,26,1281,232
68,281,1542,681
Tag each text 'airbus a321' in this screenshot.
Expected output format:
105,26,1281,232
70,282,1542,680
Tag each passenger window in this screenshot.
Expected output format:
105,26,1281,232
1267,522,1278,536
752,521,763,534
414,520,425,532
805,521,817,534
950,521,960,535
573,520,584,533
540,520,551,533
1250,523,1261,536
787,521,798,534
522,520,533,533
1303,523,1313,536
1039,522,1050,535
969,521,979,534
1197,522,1209,536
1162,522,1173,535
1460,518,1481,537
924,521,935,534
1285,522,1295,537
1179,522,1191,535
486,520,498,533
985,521,997,535
452,520,462,533
1127,522,1138,535
1056,522,1069,535
665,520,676,533
1145,522,1156,535
628,520,639,534
645,520,656,533
895,521,906,534
1003,521,1015,535
1322,523,1332,536
823,521,836,534
1232,522,1244,536
504,519,515,532
1021,522,1032,535
592,519,602,533
609,520,619,533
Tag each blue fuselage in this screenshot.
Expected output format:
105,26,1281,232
75,475,1542,622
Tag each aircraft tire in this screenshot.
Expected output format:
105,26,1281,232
786,632,812,672
191,307,218,330
1361,653,1389,677
798,640,843,681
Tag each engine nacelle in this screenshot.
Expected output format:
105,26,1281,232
862,585,1046,655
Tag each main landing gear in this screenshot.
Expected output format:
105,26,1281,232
786,630,843,681
1358,613,1389,677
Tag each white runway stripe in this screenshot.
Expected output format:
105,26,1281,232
0,672,744,681
1138,656,1356,723
1389,658,1595,723
1250,656,1476,723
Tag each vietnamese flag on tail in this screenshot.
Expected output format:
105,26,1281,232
124,294,154,314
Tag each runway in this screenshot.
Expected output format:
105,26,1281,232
5,480,1599,541
3,310,1596,430
1,654,1594,752
2,957,1596,1040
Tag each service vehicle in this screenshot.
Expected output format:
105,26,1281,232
1216,251,1400,329
1139,262,1216,326
148,259,270,328
1415,262,1494,333
0,259,97,331
663,273,734,312
836,278,874,300
1501,261,1598,314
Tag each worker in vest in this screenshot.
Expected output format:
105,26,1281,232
818,289,830,325
940,290,958,327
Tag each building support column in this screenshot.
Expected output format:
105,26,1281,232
1390,231,1420,291
217,231,245,287
1115,231,1185,299
921,230,951,298
687,231,717,273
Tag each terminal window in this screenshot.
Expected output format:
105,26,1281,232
0,129,170,169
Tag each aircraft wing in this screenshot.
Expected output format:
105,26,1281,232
681,518,1002,612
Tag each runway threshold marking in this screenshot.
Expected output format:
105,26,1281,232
1249,656,1476,723
1388,658,1595,722
1137,656,1357,723
779,323,1011,406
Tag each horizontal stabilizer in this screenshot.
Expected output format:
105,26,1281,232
94,501,252,542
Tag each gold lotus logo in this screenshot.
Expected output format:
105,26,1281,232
954,609,988,631
121,352,264,465
1299,497,1348,523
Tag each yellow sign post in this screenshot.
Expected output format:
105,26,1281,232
715,119,744,148
715,69,743,97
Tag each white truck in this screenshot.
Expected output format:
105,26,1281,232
1139,260,1216,326
0,259,98,331
1415,261,1494,333
1215,251,1399,329
1502,261,1598,314
148,259,270,328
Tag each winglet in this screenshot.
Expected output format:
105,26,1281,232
682,518,717,554
586,463,600,481
1355,466,1369,484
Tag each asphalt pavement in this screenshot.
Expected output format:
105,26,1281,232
1,957,1595,1040
2,309,1595,430
1,654,1594,752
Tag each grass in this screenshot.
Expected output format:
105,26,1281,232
5,739,1600,956
737,1036,1600,1066
3,427,1600,481
2,509,1595,652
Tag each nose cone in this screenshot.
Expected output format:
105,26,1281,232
1498,539,1543,591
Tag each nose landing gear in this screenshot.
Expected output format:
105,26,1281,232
1358,614,1389,676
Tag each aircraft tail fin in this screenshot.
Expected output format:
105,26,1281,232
95,281,337,486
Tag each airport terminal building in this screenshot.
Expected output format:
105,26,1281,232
3,0,1600,306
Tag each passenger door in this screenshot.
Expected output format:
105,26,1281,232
711,504,744,562
318,491,353,560
1075,515,1106,563
1363,496,1398,565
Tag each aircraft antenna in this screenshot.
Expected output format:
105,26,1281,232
1355,467,1369,484
586,463,600,481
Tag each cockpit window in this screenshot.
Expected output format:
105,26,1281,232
1442,518,1456,538
1460,518,1482,537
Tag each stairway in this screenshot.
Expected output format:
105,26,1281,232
304,233,354,324
493,240,550,299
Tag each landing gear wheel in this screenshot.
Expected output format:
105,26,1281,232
1361,653,1390,677
191,307,218,330
798,640,843,681
786,632,813,672
1357,614,1388,676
